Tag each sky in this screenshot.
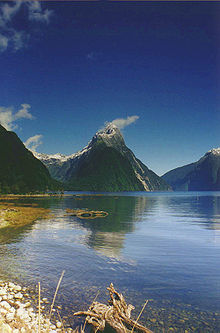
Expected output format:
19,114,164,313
0,0,219,175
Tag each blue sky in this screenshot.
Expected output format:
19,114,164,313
0,1,219,175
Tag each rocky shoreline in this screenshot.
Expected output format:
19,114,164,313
0,280,73,332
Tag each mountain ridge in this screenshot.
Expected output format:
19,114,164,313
0,124,60,193
162,148,220,191
34,123,170,192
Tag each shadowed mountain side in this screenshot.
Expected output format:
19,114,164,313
162,148,220,191
0,124,60,194
65,146,145,192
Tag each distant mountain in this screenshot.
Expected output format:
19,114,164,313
34,124,170,192
32,152,76,181
0,124,59,194
162,148,220,191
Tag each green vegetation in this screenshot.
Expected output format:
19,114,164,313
65,146,145,192
0,202,51,228
135,158,171,191
66,208,108,219
40,125,171,192
0,123,169,194
0,125,61,194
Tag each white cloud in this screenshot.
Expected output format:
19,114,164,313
1,1,22,23
0,104,34,130
24,134,43,152
0,28,27,52
28,1,53,24
0,33,8,51
0,0,53,53
14,103,34,120
12,30,28,51
0,106,15,130
110,115,139,129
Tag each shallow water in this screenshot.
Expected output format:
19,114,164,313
0,191,219,332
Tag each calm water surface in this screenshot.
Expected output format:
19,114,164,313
0,191,219,332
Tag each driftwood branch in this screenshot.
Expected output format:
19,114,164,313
73,283,153,333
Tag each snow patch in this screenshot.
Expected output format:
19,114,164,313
208,148,220,155
32,144,92,164
32,151,75,163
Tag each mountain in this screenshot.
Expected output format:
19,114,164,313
32,152,76,181
0,124,60,194
34,124,170,192
162,148,220,191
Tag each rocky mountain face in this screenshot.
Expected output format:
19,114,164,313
34,124,170,192
162,148,220,191
0,124,59,194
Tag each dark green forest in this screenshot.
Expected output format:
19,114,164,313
0,125,60,194
65,146,145,192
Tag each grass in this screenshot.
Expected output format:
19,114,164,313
0,202,51,228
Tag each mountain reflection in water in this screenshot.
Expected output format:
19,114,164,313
0,192,219,332
69,195,152,258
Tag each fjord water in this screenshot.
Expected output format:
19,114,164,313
0,192,219,331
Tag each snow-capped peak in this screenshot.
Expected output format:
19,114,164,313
98,123,119,136
199,147,220,163
208,148,220,155
85,122,125,152
32,123,125,166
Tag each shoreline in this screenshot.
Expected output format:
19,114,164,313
0,194,69,199
0,279,73,333
0,275,219,333
0,193,107,199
